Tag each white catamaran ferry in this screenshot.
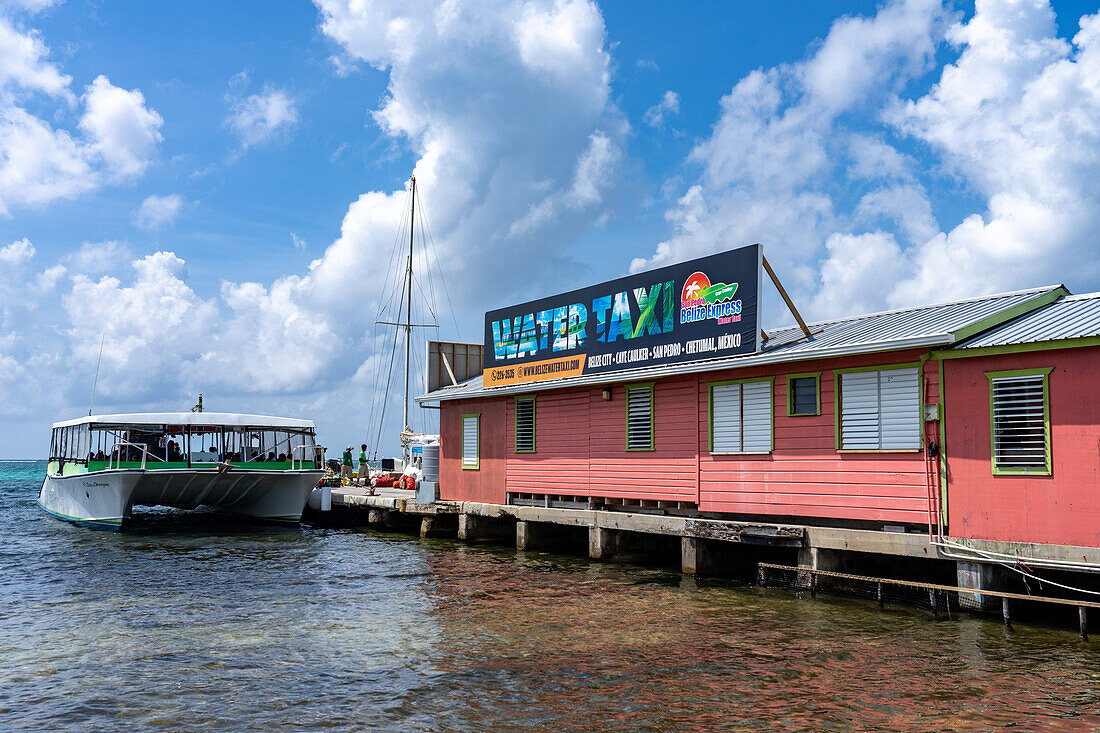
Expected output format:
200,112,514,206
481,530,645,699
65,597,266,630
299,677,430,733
39,413,324,530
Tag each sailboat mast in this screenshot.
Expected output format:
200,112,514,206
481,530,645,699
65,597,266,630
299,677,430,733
403,176,416,462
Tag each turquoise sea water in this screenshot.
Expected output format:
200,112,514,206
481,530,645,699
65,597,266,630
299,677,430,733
2,460,1100,731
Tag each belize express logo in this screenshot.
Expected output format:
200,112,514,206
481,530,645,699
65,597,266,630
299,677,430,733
680,271,742,325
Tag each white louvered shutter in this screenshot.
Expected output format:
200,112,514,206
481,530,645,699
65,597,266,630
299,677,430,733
462,416,479,467
711,383,742,452
991,375,1047,470
841,368,920,450
879,368,920,450
712,381,772,453
840,371,881,449
741,380,773,453
626,386,653,449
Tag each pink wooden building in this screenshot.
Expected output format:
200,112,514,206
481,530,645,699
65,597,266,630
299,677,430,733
935,292,1100,553
422,285,1085,547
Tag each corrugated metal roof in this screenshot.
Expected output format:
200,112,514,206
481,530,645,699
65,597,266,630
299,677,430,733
952,291,1100,349
420,285,1065,402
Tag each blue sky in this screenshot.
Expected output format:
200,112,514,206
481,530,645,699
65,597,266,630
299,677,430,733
3,0,1100,457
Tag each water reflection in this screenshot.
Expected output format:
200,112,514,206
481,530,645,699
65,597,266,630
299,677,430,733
415,543,1100,732
2,463,1099,731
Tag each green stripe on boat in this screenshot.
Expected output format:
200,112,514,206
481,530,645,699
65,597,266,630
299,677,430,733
37,501,123,530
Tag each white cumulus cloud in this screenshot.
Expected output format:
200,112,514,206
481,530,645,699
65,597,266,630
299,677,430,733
634,0,1100,324
643,90,680,128
31,0,629,447
133,193,184,229
0,9,163,215
226,87,299,150
78,75,164,178
0,236,33,264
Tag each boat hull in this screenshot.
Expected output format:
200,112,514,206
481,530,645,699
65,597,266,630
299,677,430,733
38,468,322,530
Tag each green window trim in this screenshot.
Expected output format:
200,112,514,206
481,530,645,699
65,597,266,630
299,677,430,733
625,382,655,452
833,362,923,452
785,371,821,416
707,376,775,454
514,394,536,454
461,413,481,470
985,367,1053,477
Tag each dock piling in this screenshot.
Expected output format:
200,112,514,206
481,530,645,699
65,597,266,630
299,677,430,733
1080,606,1088,641
589,526,617,560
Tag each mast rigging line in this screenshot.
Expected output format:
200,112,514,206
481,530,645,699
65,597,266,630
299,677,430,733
416,194,462,339
365,184,413,457
367,174,456,460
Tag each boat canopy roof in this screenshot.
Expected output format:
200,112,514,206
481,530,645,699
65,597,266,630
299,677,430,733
52,412,315,430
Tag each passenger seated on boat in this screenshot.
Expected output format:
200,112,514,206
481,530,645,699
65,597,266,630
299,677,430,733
94,449,106,461
254,453,265,462
267,452,276,462
277,453,287,462
191,448,218,463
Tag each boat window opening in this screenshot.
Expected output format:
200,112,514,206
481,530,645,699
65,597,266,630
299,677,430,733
51,420,320,470
78,424,90,463
56,424,91,466
188,426,220,463
223,429,241,462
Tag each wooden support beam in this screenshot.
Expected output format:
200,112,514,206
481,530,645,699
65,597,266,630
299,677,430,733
761,254,816,341
440,350,459,387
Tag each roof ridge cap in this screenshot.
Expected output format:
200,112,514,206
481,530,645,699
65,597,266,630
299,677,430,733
1059,291,1100,302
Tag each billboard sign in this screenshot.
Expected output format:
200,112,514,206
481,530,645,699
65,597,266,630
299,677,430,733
425,341,483,392
483,244,762,387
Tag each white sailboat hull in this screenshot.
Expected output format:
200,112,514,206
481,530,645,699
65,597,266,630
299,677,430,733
38,468,322,531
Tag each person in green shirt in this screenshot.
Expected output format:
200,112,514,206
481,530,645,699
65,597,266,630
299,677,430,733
341,446,353,483
357,444,369,487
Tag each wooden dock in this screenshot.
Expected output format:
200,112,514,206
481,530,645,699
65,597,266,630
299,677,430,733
319,487,937,572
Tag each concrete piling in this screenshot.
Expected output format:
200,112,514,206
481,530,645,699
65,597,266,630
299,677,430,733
958,561,1006,612
588,526,617,560
420,515,456,538
681,536,699,575
457,513,513,542
515,520,534,549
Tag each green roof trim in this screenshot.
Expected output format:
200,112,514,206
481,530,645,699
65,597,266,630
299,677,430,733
933,334,1100,360
950,286,1069,344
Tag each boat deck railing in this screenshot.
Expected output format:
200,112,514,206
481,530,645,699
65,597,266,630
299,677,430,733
109,442,149,470
291,444,322,471
87,458,320,472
